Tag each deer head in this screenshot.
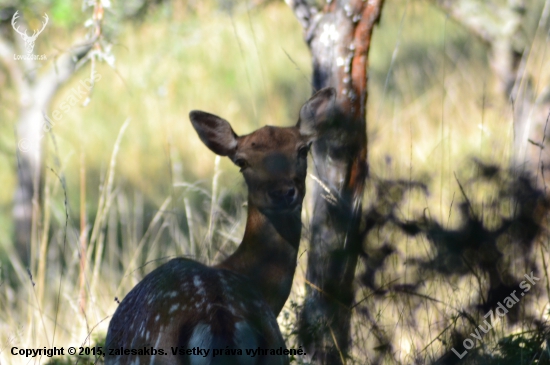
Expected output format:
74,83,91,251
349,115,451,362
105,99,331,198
189,87,336,216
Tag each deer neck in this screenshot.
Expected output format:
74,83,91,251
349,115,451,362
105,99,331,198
216,203,302,315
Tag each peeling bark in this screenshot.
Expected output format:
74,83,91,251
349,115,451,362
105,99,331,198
288,1,384,363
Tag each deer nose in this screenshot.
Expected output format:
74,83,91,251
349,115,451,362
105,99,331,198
268,186,298,206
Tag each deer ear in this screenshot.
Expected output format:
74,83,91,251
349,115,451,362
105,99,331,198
297,87,336,139
189,111,238,156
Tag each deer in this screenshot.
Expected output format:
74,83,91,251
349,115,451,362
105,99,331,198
11,11,48,54
105,88,336,365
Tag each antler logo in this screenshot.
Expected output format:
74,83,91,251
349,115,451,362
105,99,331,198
11,11,49,54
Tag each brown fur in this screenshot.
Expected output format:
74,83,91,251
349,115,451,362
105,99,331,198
105,88,335,365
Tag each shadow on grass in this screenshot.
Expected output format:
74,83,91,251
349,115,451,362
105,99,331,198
354,159,549,364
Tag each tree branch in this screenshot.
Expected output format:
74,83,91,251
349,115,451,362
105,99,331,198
285,0,319,30
0,34,27,99
429,0,521,45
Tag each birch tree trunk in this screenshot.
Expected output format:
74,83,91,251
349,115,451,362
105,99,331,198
0,8,93,266
287,1,385,363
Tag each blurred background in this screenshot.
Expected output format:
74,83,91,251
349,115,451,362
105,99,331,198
1,0,550,364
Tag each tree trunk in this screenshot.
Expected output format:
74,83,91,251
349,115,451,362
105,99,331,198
431,0,550,187
431,0,525,96
0,17,92,266
287,1,385,363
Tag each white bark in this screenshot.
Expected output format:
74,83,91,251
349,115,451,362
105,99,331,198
0,27,92,263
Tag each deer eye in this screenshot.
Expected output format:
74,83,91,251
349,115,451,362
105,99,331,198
298,145,310,159
234,158,248,171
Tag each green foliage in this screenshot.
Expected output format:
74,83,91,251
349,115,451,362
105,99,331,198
491,330,550,365
50,0,79,28
460,329,550,365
